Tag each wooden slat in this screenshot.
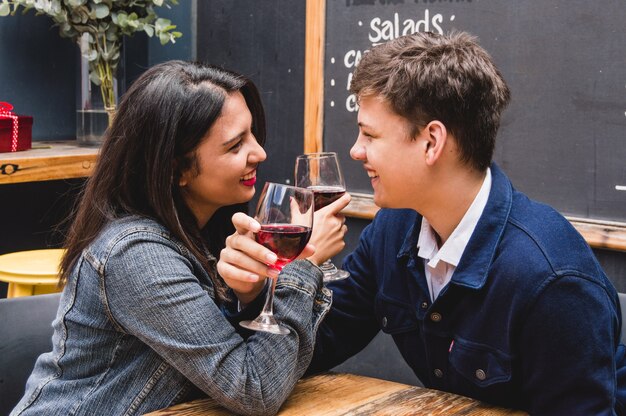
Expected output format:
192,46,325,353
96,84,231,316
342,193,626,252
303,0,325,154
0,141,98,184
567,217,626,252
146,373,526,416
343,192,381,219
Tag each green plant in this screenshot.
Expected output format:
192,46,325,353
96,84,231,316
0,0,182,111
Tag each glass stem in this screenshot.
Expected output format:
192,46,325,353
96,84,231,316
319,260,338,273
259,269,279,317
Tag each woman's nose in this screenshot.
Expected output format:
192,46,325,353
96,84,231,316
250,137,267,162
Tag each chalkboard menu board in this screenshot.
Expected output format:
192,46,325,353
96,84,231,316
314,0,626,225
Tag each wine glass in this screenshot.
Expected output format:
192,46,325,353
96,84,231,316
240,182,314,335
295,152,350,282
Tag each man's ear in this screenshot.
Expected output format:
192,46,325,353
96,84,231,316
423,120,448,166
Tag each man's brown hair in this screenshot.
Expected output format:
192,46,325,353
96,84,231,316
350,31,511,171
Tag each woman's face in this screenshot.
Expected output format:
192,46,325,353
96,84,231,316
180,91,266,227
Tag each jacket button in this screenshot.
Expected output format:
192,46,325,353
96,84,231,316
381,317,388,328
433,368,443,378
421,301,428,309
430,312,442,322
475,369,486,380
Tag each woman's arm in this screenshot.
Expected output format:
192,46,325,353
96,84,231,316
103,234,329,416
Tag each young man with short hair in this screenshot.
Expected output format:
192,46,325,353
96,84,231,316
219,31,625,414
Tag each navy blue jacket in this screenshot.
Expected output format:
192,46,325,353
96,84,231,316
309,164,626,415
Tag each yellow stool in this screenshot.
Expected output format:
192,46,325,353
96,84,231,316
0,249,64,298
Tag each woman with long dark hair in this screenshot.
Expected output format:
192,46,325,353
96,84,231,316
11,61,348,416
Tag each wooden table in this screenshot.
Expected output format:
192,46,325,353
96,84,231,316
146,373,527,416
0,141,98,185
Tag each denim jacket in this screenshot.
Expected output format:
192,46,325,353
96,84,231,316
12,216,331,416
308,164,626,415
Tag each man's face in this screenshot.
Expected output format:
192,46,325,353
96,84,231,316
350,95,428,209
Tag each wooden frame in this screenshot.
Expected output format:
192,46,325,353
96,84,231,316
303,0,626,252
304,0,325,154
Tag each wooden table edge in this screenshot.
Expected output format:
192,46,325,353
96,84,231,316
0,140,99,184
144,372,527,415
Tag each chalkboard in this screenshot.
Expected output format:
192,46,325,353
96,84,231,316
307,0,626,230
197,0,307,190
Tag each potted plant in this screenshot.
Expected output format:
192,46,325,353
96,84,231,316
0,0,182,145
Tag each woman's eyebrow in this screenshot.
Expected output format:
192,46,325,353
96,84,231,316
222,134,244,147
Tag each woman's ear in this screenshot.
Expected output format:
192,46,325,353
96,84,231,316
423,120,447,166
174,161,188,187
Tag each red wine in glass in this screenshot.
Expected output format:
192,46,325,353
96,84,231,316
240,182,314,335
256,224,312,270
295,152,350,282
309,185,347,210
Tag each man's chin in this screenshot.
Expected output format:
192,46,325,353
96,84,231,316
373,193,387,209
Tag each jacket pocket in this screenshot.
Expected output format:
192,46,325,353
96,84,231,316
374,293,418,334
448,337,512,387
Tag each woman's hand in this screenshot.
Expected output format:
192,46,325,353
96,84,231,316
217,212,316,304
307,193,351,266
218,192,350,304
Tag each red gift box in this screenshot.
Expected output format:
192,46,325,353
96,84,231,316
0,102,32,153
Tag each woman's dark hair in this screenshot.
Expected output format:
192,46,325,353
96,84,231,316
60,60,266,302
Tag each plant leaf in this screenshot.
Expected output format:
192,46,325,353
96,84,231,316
89,71,101,86
2,0,184,87
94,4,109,19
83,49,98,61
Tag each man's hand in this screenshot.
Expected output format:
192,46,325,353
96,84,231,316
308,193,351,266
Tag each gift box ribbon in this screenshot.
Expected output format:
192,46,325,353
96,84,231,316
0,102,19,152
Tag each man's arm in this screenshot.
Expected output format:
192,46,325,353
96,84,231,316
307,221,382,374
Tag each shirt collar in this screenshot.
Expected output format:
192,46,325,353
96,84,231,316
417,216,438,263
417,168,492,268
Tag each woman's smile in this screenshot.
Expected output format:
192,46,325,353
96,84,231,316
240,169,257,186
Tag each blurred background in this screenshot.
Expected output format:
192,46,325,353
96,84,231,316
1,0,625,387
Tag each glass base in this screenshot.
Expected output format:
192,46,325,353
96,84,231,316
240,314,290,335
320,260,350,282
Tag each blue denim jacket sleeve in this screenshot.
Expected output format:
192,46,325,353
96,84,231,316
102,232,330,415
307,221,381,375
222,285,269,325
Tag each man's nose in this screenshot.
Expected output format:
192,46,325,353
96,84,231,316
350,138,365,161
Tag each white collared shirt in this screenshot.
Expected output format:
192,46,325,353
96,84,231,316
417,168,492,302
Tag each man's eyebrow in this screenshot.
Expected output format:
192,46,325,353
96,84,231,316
358,121,376,131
